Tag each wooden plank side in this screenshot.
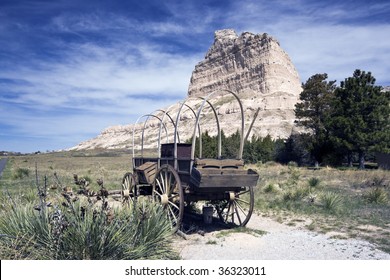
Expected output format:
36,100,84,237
190,168,259,188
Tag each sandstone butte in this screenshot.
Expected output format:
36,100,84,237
70,29,302,152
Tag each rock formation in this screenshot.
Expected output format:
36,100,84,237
70,29,302,151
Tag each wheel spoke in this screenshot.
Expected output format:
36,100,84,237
167,204,178,223
121,173,136,207
235,200,248,215
167,171,172,193
159,173,166,193
153,165,183,231
225,202,232,223
234,203,243,225
236,197,250,205
212,187,253,227
168,200,180,210
236,189,250,197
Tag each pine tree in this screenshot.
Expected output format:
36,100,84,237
294,73,336,167
330,70,390,169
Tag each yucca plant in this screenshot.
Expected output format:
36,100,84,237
0,194,178,260
320,191,343,213
363,187,388,204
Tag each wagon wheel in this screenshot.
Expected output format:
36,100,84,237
121,172,136,207
213,186,254,227
153,164,184,232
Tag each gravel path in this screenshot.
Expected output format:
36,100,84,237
0,158,8,178
174,214,390,260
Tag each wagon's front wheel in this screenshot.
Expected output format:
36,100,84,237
153,165,184,232
121,172,136,207
214,186,254,227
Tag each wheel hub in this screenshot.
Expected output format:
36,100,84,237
161,194,169,205
229,191,236,201
123,189,130,198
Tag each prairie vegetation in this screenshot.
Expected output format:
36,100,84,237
0,150,178,260
252,162,390,253
1,151,389,258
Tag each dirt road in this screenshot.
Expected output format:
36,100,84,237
174,214,390,260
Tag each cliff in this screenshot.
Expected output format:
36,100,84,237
70,29,302,151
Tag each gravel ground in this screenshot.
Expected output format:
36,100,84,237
174,214,390,260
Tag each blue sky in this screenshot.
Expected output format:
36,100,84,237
1,0,389,153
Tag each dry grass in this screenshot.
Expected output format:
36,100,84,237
1,153,390,254
251,162,390,253
1,150,132,195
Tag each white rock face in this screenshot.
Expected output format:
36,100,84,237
70,29,302,151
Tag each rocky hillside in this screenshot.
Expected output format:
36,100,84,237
70,29,302,152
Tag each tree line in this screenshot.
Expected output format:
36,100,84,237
191,69,390,169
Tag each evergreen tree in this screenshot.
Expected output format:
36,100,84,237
294,73,336,167
330,70,390,169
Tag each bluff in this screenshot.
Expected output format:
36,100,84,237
70,29,302,151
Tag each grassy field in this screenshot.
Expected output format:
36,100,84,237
252,162,390,253
1,151,389,256
0,150,133,197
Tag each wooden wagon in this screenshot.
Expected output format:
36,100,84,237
121,90,260,231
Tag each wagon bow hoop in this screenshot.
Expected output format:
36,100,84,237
190,89,245,167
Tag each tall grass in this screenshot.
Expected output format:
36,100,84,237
0,194,178,260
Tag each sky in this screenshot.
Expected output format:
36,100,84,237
0,0,389,153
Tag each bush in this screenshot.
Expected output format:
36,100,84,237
12,168,30,179
308,177,321,188
363,187,388,204
264,183,278,193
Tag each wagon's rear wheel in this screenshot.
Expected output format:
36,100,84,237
214,186,254,227
153,165,184,232
121,172,136,207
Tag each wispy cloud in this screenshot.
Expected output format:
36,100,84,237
225,0,390,84
0,0,389,152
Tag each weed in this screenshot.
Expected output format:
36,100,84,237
206,240,217,245
215,227,266,238
306,221,316,231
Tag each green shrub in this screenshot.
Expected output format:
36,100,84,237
264,183,278,193
308,177,321,188
363,187,388,204
12,168,30,179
